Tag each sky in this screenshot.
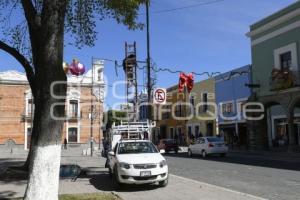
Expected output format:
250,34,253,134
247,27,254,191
0,0,297,109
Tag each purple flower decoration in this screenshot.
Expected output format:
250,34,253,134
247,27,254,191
69,59,85,76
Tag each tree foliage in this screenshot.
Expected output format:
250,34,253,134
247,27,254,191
0,0,147,173
0,0,146,61
104,109,127,130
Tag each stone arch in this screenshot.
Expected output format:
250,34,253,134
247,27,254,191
288,94,300,111
263,100,286,148
246,98,281,150
286,94,300,147
263,101,281,109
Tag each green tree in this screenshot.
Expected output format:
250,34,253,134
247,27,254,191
0,1,146,199
104,109,127,130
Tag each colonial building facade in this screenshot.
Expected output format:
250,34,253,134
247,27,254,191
154,85,188,145
215,65,252,149
186,78,216,139
0,61,105,150
154,78,216,145
247,1,300,150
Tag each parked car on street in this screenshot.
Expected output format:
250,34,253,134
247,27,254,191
108,140,168,188
157,139,179,153
188,137,228,158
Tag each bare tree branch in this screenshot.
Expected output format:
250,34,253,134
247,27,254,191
0,40,36,94
21,0,40,29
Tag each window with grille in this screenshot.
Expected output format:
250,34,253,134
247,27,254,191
202,93,208,112
190,96,195,115
280,51,292,69
69,100,78,118
27,99,34,116
68,128,78,143
222,102,233,114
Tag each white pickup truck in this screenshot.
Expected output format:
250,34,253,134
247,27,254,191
107,121,168,188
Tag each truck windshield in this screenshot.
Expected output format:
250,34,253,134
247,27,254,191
118,142,158,154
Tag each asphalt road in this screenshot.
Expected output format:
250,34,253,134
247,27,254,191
164,152,300,200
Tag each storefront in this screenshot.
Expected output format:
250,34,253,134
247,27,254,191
219,122,248,148
272,117,300,147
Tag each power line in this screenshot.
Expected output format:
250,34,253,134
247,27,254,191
140,0,225,15
97,57,249,82
149,62,249,81
113,59,249,82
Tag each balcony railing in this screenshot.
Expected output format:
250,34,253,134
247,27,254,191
21,112,34,121
67,112,81,121
270,69,300,91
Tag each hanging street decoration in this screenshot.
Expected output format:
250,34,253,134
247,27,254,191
178,72,194,93
69,58,86,76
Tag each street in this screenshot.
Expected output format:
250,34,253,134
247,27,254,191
1,148,300,200
165,152,300,200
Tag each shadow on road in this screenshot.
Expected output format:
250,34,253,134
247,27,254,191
0,190,17,200
0,158,28,185
88,170,162,192
164,152,300,171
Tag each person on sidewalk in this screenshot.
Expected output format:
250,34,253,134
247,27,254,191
64,138,68,149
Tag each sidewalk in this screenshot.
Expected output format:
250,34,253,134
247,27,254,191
230,148,300,161
0,147,266,200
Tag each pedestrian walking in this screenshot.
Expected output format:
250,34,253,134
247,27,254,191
199,131,203,138
64,138,68,149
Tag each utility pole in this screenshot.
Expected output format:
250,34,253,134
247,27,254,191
90,57,94,157
99,85,102,150
146,0,151,120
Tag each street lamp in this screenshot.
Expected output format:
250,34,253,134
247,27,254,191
90,58,105,156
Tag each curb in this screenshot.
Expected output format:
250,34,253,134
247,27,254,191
170,174,267,200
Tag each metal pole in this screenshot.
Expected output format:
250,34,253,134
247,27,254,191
134,42,138,121
99,85,101,150
90,58,94,156
146,0,151,120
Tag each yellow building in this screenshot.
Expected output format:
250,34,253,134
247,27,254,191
186,78,216,140
153,78,216,145
154,84,188,145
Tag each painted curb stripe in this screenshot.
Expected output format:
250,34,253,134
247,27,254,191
169,174,268,200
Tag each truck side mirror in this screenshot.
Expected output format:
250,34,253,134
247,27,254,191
108,151,115,156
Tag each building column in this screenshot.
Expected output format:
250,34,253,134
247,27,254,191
266,107,273,148
235,122,239,138
287,108,295,146
246,105,268,150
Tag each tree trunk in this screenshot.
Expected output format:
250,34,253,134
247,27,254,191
23,148,31,170
24,145,62,200
24,83,66,200
23,132,35,170
23,1,68,199
24,69,66,200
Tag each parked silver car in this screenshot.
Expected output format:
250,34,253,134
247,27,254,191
188,137,228,158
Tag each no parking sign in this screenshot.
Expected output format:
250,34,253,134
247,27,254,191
153,88,167,105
